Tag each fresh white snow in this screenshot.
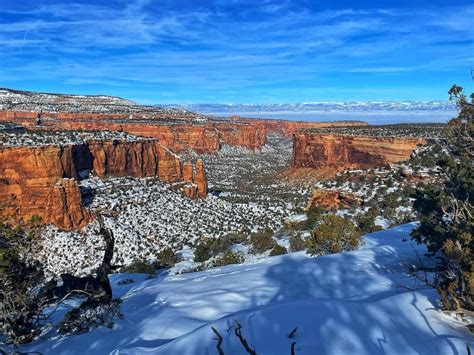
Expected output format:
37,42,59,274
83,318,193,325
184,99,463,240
18,223,473,354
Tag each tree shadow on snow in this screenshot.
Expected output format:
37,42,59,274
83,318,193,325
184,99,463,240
257,235,467,355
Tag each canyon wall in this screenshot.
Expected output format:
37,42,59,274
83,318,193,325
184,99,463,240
236,117,368,138
0,145,92,230
292,133,426,172
0,139,207,230
0,111,368,153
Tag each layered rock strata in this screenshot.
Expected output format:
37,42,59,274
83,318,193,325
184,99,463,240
0,111,367,153
292,133,426,172
0,145,92,229
182,159,208,199
0,139,207,230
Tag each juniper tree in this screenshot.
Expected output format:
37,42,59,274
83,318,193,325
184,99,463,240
411,84,474,311
306,215,362,255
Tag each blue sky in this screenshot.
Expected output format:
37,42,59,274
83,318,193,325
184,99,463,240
0,0,473,104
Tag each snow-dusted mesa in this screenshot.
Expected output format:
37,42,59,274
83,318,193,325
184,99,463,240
20,223,472,354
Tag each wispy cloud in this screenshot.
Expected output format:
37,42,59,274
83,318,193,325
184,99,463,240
0,0,472,102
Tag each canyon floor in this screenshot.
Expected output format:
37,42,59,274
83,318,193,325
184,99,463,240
33,131,442,278
35,135,311,277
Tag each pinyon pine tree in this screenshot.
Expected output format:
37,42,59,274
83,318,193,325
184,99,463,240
412,84,474,311
306,215,361,255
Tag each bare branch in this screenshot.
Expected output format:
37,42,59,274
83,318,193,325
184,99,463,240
288,327,298,339
291,341,297,355
233,320,257,355
211,326,225,355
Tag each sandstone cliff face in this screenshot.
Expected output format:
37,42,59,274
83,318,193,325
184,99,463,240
0,110,368,153
216,124,267,150
195,159,208,198
292,133,426,171
0,146,92,230
0,139,207,230
242,118,368,138
141,125,221,153
86,140,182,182
51,179,92,230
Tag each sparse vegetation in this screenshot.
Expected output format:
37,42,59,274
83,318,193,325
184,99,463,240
289,233,306,252
0,224,45,345
356,208,383,234
249,228,275,254
412,84,473,312
212,250,244,267
58,299,124,335
305,205,324,229
121,259,159,275
269,244,287,256
157,248,177,268
306,215,362,255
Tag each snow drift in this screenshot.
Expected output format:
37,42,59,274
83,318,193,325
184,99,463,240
17,223,472,354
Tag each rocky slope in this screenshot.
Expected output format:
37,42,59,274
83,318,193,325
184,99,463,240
292,132,426,174
0,137,207,230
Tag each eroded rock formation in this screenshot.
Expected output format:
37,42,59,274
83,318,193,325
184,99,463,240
0,145,92,229
306,189,362,211
0,111,368,153
292,133,426,173
182,159,207,199
0,139,207,230
239,117,368,138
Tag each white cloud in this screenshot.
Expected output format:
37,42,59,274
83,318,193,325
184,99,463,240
0,1,472,101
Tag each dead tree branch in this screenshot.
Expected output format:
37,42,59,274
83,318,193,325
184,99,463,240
288,327,298,339
233,320,257,355
291,341,297,355
211,326,225,355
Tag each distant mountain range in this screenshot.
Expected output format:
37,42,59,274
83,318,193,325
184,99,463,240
0,87,456,124
164,101,456,114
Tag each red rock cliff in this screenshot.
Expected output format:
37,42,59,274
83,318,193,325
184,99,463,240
241,118,368,138
0,145,92,230
292,133,426,171
0,111,367,153
86,140,182,182
0,139,207,230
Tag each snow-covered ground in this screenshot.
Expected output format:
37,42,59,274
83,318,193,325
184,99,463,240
19,223,473,354
37,176,290,277
183,135,311,207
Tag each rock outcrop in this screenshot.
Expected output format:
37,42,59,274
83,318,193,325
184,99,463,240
0,145,92,229
292,133,426,172
132,125,221,153
51,179,93,230
85,140,183,182
306,189,362,211
182,159,208,199
0,139,207,230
